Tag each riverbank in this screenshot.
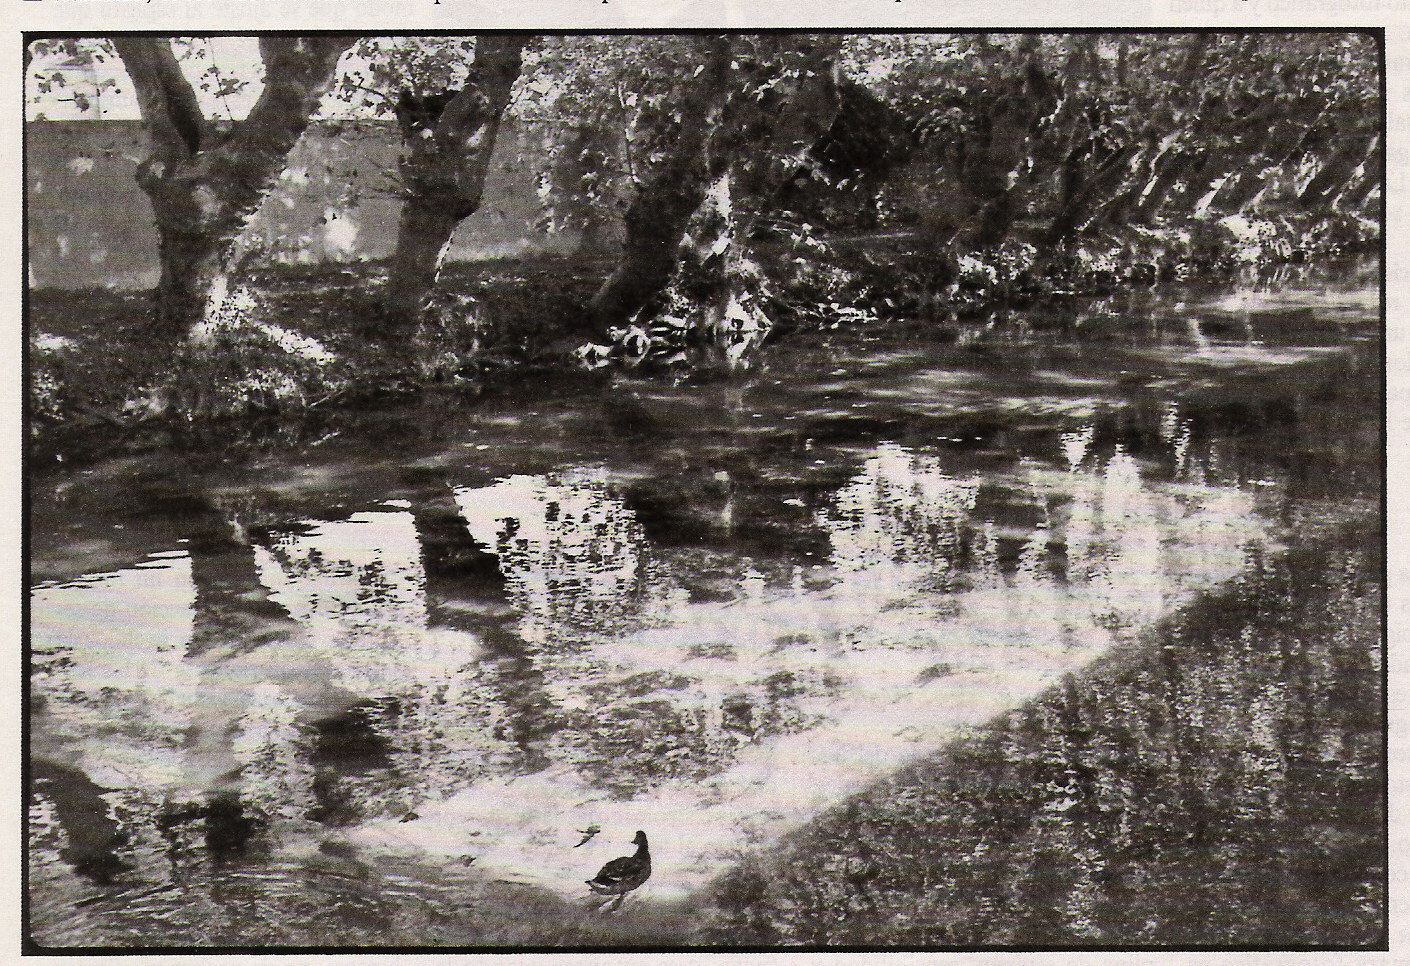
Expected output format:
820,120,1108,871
27,212,1378,463
697,513,1384,949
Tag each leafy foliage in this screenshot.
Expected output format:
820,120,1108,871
25,32,1382,387
26,39,119,116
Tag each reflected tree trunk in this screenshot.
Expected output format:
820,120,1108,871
186,517,295,659
31,759,132,883
411,495,507,631
411,495,561,773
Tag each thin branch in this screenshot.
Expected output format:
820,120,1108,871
200,40,238,121
335,79,402,115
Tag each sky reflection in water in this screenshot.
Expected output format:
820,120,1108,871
28,272,1381,929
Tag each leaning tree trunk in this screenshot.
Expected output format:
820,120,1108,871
1123,36,1212,227
586,37,736,329
112,37,354,338
1046,139,1139,242
383,37,525,320
588,35,844,331
963,53,1060,249
1298,130,1378,211
1335,134,1383,213
1131,145,1204,224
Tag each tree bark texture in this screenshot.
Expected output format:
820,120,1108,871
113,37,355,337
962,54,1060,248
586,37,736,329
383,37,526,318
1299,131,1378,211
1047,138,1140,242
588,35,845,331
1335,134,1383,213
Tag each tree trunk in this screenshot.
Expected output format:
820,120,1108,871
113,37,355,336
587,37,735,329
134,165,256,339
1126,36,1212,226
152,212,238,340
1131,146,1205,224
1047,140,1139,242
384,191,473,316
962,50,1059,249
588,36,843,331
587,162,722,329
1299,133,1376,211
1089,139,1156,229
383,37,525,320
1336,134,1382,213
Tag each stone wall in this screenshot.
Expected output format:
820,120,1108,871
26,119,589,290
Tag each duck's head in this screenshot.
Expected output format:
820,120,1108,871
632,830,649,848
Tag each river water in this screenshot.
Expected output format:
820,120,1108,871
27,262,1382,947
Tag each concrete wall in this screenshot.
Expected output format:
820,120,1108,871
26,119,589,290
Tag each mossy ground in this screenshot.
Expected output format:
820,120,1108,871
696,518,1384,949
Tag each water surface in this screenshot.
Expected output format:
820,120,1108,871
27,263,1382,946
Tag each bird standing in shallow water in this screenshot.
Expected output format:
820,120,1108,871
586,830,651,910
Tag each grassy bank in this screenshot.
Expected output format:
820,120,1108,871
694,515,1384,948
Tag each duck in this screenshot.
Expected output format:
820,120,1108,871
585,830,651,909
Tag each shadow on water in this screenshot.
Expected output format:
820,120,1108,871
26,262,1382,947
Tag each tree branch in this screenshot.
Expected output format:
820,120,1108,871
337,78,403,115
433,36,526,155
111,37,208,156
223,36,356,161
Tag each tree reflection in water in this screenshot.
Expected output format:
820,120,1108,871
27,274,1382,946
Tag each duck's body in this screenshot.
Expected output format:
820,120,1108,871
586,831,651,906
